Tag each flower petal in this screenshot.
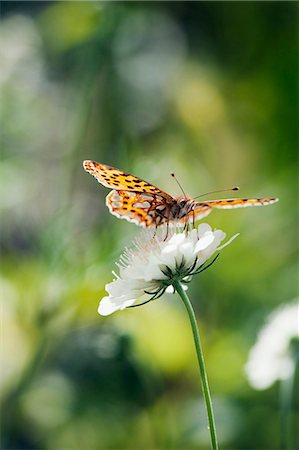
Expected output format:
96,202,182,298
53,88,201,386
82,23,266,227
166,285,175,294
98,296,134,316
197,223,212,237
217,233,239,250
194,232,215,252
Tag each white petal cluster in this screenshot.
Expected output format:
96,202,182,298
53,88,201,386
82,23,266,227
245,301,299,390
98,224,238,316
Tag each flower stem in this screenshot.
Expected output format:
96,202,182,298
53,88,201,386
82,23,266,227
173,280,219,450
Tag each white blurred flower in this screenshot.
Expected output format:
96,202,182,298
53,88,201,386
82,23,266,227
98,224,238,316
245,301,299,390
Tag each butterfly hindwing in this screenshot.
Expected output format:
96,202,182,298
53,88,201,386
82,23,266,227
177,205,212,225
106,190,171,227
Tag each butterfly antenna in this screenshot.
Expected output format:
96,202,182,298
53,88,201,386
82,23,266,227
194,186,240,200
171,173,187,199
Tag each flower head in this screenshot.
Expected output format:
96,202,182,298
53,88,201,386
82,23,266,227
245,301,299,390
98,224,238,316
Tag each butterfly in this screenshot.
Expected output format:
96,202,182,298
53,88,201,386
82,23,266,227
83,160,278,228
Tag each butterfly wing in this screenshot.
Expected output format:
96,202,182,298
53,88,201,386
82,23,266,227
176,205,212,225
202,197,279,209
177,197,278,225
83,160,173,200
106,190,172,227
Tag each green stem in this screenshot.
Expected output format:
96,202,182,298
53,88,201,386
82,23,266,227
173,280,219,450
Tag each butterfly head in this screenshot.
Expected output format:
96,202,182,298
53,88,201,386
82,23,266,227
171,196,196,219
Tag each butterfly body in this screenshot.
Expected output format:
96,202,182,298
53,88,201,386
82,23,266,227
167,196,193,219
83,160,278,228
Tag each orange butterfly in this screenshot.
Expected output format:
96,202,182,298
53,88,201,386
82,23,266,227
83,160,278,228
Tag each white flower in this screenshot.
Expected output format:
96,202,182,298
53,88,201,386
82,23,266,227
98,224,239,316
245,301,299,390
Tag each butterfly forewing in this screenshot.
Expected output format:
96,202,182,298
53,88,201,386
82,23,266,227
176,197,278,225
201,198,279,209
83,160,173,200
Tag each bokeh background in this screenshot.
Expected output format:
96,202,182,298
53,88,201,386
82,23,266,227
1,1,298,449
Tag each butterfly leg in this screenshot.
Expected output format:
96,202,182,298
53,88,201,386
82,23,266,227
152,223,158,239
183,217,190,233
153,209,168,240
164,220,169,241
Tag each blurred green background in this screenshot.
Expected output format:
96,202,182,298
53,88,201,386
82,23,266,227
1,1,298,449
